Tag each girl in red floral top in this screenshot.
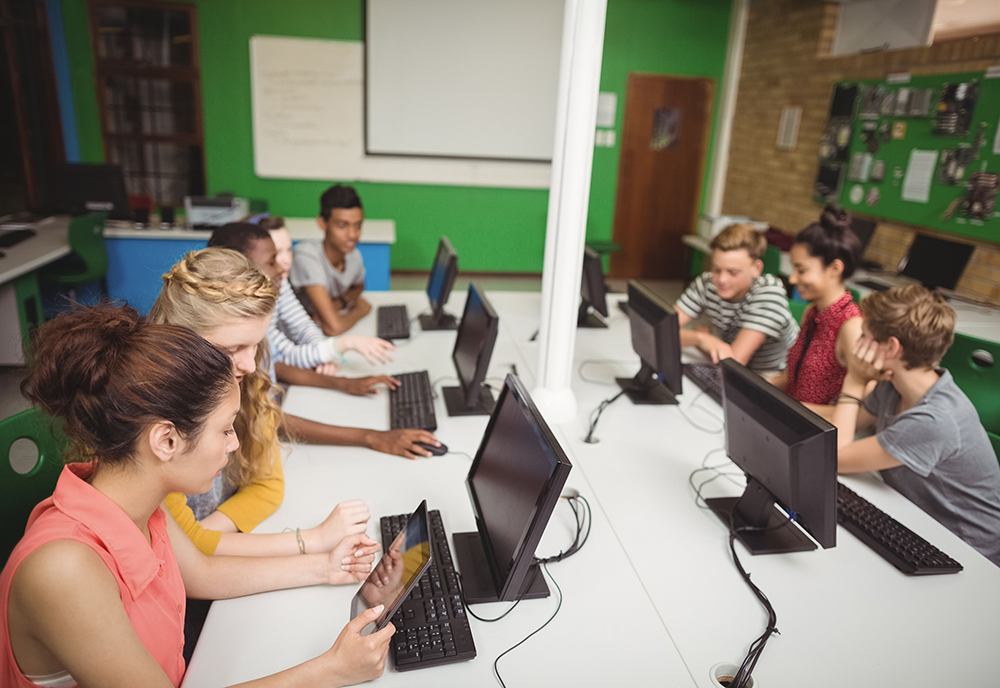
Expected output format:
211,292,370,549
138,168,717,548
770,206,863,405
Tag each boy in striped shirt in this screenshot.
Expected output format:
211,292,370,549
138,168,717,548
676,223,798,372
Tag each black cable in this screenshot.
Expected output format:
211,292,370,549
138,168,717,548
456,569,535,623
583,389,627,444
687,449,781,688
536,495,591,564
492,562,562,688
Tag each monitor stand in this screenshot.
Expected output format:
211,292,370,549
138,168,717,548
442,384,496,416
419,310,458,331
577,301,608,328
705,477,817,555
615,363,677,405
452,531,550,604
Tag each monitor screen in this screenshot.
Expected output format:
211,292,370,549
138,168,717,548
829,84,858,118
463,374,572,601
580,247,608,318
452,283,499,403
899,234,974,290
713,359,838,554
620,281,682,402
849,217,876,252
426,236,458,314
60,164,131,220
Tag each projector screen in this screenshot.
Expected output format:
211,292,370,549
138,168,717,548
365,0,564,162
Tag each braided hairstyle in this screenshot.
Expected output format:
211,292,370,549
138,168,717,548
22,304,234,466
149,247,281,489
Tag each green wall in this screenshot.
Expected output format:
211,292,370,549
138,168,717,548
61,0,731,272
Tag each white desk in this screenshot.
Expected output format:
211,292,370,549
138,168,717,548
514,292,1000,688
183,289,1000,688
182,290,695,688
0,217,71,365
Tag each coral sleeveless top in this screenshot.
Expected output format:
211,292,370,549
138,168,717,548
1,463,186,687
785,292,862,405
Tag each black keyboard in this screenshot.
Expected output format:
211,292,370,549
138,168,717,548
389,371,438,431
380,509,477,671
377,304,411,340
0,229,35,249
684,362,722,404
837,482,962,575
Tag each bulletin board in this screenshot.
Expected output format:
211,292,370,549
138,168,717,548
814,70,1000,243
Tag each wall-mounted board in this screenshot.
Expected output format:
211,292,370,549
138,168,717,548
249,36,551,189
816,70,1000,243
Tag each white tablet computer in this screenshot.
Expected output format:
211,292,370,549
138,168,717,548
351,500,432,635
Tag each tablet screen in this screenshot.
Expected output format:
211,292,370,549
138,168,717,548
351,500,432,635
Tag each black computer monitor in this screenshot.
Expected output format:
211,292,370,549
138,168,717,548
453,374,573,604
60,164,132,220
442,283,499,417
420,237,460,330
579,246,609,328
706,359,838,555
615,281,682,405
899,234,975,291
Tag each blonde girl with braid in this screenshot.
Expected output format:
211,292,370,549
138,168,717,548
151,248,439,557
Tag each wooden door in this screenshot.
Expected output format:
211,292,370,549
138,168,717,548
610,74,714,280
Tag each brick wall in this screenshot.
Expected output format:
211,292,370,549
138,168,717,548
721,0,1000,306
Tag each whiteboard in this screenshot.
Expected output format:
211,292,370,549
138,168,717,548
365,0,564,161
249,36,551,188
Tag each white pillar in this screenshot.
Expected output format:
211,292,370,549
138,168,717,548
532,0,608,424
705,0,750,215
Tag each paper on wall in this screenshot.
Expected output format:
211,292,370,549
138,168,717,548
901,149,938,203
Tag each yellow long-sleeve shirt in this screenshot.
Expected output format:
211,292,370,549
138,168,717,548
165,453,284,555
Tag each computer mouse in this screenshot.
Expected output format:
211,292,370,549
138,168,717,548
416,442,448,456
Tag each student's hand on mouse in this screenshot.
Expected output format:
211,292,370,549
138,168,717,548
315,362,341,376
337,335,395,365
696,333,734,364
307,499,370,553
368,429,441,459
328,533,381,584
323,606,394,686
340,375,401,396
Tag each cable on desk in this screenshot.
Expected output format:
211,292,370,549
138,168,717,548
687,448,782,688
583,389,628,444
429,375,457,400
675,402,724,435
492,562,562,688
536,493,591,565
446,449,475,461
577,359,635,387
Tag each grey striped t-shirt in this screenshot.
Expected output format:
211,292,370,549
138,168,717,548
676,273,798,371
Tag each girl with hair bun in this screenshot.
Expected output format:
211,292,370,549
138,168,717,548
1,304,391,688
149,248,439,559
769,205,864,404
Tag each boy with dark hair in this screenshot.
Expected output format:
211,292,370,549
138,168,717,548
289,184,370,335
675,223,798,371
825,285,1000,566
208,222,397,397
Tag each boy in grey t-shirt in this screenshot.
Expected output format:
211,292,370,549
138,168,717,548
822,285,1000,566
289,184,371,336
